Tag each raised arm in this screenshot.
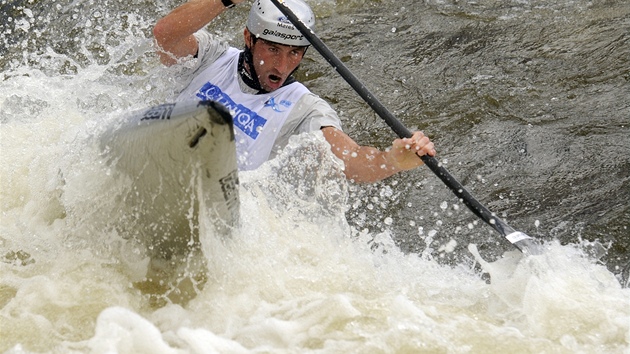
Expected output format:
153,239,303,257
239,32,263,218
153,0,245,66
322,127,436,183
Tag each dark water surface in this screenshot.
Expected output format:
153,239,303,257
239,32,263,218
302,0,630,277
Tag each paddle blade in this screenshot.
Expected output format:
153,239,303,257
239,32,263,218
507,231,544,255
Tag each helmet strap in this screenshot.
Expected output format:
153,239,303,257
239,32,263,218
239,40,267,94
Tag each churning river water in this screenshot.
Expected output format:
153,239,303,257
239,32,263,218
1,0,629,352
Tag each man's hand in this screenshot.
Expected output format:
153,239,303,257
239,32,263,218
385,131,436,171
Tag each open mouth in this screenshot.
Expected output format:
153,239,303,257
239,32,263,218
269,74,282,83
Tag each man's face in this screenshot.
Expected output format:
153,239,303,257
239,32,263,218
246,30,307,92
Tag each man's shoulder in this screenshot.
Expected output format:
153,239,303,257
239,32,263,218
293,92,334,112
193,30,226,47
193,30,232,63
288,92,341,129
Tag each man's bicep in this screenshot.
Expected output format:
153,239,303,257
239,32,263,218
158,35,199,65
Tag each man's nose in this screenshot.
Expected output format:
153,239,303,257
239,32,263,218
274,54,290,72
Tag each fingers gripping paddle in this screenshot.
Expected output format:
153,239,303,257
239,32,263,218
270,0,541,255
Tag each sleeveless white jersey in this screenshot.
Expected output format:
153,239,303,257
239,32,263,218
177,48,313,170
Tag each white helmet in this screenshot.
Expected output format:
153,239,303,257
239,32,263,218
246,0,315,47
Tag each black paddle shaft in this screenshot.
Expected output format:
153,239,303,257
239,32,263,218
269,0,541,254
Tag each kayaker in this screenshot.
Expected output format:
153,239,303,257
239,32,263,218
153,0,436,182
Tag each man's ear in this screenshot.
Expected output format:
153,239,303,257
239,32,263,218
243,28,252,49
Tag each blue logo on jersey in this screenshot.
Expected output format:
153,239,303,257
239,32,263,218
196,83,267,139
264,97,293,112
